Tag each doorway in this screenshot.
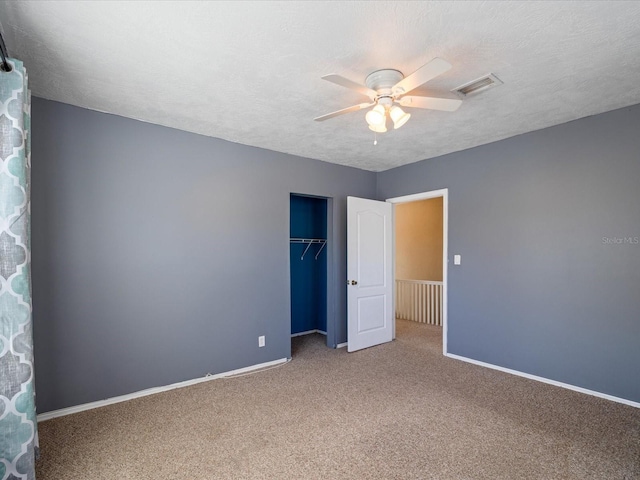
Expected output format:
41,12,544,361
289,194,330,354
387,189,448,354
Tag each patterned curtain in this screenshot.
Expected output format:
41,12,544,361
0,58,36,480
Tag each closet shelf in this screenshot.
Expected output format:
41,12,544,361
290,238,327,260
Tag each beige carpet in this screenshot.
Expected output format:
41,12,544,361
36,320,640,479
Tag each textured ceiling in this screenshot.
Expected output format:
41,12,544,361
1,1,640,171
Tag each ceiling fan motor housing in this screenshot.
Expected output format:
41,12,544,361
365,69,405,102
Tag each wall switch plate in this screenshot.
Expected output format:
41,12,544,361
258,335,265,347
454,255,461,265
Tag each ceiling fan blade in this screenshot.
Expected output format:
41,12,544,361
314,102,374,122
393,57,452,95
398,96,462,112
321,74,377,99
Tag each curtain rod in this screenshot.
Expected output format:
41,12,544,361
0,29,11,72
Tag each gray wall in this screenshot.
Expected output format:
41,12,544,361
32,97,640,413
31,98,376,413
377,104,640,403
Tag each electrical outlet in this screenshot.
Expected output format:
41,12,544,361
258,335,265,347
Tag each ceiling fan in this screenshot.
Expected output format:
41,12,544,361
314,57,462,133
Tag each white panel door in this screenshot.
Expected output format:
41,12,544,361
347,196,393,352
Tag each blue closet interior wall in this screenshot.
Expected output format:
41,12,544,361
290,195,327,335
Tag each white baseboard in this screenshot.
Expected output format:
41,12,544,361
37,358,289,422
336,342,347,349
445,353,640,409
291,329,327,337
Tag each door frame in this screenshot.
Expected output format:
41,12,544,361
386,189,449,355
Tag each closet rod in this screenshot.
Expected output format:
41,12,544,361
290,238,327,260
289,238,326,243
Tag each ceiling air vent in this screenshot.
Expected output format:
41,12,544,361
452,73,502,98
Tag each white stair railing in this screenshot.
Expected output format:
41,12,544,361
395,279,443,326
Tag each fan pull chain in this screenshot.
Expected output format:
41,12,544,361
373,132,378,146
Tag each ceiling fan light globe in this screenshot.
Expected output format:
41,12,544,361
368,123,387,133
390,106,411,129
365,105,386,126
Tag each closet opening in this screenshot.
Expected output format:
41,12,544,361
289,194,330,355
